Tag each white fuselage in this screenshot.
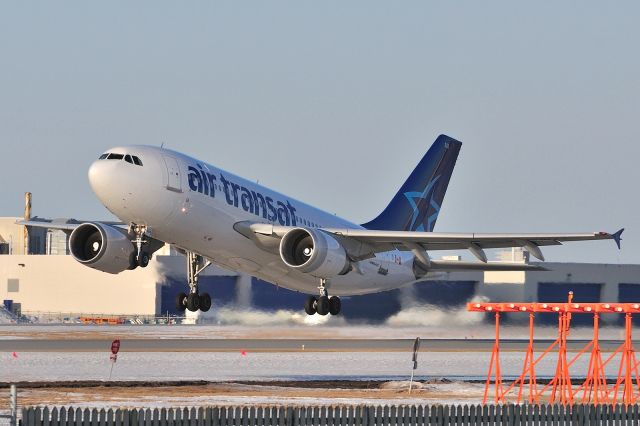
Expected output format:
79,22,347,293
88,145,419,296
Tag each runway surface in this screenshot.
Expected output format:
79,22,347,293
0,337,637,352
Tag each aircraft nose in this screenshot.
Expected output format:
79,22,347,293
88,157,125,210
88,159,110,201
88,160,103,195
88,155,137,219
87,150,180,226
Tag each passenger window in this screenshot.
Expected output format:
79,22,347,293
99,153,108,160
125,155,133,164
132,156,143,166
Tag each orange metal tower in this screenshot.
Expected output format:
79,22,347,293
467,293,640,406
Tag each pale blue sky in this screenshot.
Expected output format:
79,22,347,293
1,3,638,263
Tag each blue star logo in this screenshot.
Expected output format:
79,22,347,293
403,176,441,232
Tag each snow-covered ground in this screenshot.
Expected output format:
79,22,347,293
0,350,608,383
5,381,490,409
0,306,19,325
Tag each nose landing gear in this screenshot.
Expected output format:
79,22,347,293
175,251,213,313
304,278,341,316
129,224,152,268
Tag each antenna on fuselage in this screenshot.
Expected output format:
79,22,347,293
160,141,165,149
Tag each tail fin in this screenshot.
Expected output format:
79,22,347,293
361,134,462,232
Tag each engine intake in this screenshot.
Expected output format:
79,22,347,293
279,228,350,278
69,223,135,274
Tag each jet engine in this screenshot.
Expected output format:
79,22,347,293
279,228,350,278
69,222,136,274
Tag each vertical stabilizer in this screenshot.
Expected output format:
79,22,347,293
361,134,461,232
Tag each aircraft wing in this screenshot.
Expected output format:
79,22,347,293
240,222,623,264
320,228,624,262
17,217,126,232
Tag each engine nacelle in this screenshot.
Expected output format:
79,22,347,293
69,222,135,274
279,228,350,278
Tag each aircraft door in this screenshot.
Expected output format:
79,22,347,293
163,155,182,192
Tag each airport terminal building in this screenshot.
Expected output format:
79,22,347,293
1,216,639,325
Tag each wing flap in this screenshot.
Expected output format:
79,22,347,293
429,260,547,271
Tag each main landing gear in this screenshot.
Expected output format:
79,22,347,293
304,278,341,316
175,251,213,313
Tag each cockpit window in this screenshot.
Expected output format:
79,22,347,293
99,152,142,166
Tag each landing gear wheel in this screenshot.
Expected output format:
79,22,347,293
128,252,138,270
316,295,330,316
175,292,187,312
329,296,341,315
138,251,150,268
130,223,150,268
186,293,200,312
199,293,212,312
304,296,317,315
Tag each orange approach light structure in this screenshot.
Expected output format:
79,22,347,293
467,292,640,406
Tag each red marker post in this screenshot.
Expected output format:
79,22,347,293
109,339,120,380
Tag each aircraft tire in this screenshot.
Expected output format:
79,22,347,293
304,296,317,315
316,296,330,316
329,296,341,315
186,293,200,312
138,251,150,268
199,293,212,312
128,252,138,270
175,292,187,311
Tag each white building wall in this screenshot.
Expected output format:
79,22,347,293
0,251,239,317
0,255,162,316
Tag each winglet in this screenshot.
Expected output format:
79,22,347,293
612,228,624,250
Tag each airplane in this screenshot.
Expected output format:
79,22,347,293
22,135,623,316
